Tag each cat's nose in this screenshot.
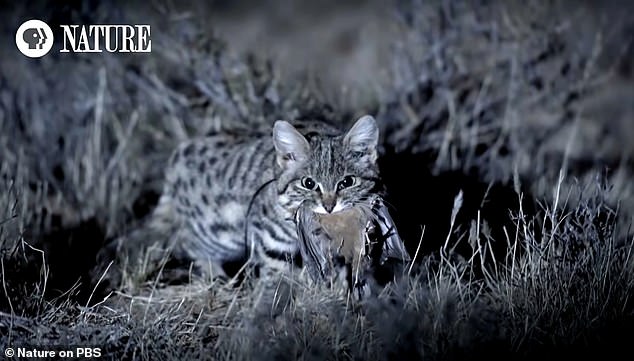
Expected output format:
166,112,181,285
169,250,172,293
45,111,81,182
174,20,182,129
323,196,336,213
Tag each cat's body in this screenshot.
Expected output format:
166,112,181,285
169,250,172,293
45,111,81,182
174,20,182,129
156,116,384,277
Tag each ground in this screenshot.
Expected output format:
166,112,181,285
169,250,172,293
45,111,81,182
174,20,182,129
0,1,633,360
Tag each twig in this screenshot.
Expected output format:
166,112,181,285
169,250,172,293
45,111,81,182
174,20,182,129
408,225,425,276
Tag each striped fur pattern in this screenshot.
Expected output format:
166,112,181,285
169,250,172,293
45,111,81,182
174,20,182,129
157,116,383,277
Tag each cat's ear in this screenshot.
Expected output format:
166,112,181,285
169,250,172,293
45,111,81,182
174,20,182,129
344,115,378,161
273,121,311,169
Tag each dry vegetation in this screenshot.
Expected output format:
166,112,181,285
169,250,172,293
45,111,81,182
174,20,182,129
0,1,633,360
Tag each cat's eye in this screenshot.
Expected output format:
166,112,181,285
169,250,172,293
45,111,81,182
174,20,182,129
337,175,355,191
301,177,317,190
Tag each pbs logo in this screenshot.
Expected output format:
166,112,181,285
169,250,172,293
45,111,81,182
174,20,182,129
16,19,54,58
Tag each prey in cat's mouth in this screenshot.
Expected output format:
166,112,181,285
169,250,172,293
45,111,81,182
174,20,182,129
295,196,409,297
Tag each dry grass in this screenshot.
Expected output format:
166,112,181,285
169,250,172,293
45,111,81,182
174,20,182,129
0,0,633,360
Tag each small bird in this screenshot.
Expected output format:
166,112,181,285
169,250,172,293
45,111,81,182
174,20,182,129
295,196,409,296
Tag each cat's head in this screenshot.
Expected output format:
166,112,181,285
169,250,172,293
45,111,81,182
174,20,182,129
273,115,381,219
